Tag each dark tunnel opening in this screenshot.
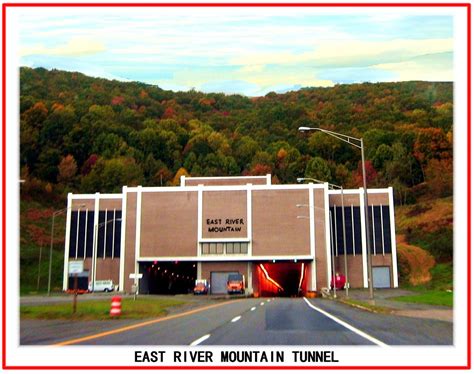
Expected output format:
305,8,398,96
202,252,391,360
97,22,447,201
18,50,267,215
139,261,197,294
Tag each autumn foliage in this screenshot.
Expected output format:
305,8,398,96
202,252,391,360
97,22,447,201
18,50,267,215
20,68,453,207
397,235,435,286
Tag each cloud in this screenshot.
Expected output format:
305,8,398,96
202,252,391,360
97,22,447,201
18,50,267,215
20,37,105,57
372,52,453,81
18,9,453,96
231,38,453,68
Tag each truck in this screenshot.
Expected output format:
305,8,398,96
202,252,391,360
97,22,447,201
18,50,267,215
227,273,245,294
88,280,115,292
193,279,209,295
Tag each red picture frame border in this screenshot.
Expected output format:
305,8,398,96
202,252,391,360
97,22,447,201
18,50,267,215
2,2,471,370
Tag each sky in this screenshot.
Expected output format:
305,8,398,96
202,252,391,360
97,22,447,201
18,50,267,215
18,8,453,97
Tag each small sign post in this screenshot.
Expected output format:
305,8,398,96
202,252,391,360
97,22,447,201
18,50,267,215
129,273,143,301
69,261,84,314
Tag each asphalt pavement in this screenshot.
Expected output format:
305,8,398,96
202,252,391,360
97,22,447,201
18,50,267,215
20,296,453,346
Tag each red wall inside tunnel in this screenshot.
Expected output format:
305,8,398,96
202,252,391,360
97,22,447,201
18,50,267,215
255,262,308,297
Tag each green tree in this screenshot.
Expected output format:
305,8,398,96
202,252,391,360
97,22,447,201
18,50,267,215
233,136,261,169
81,157,144,193
305,157,332,182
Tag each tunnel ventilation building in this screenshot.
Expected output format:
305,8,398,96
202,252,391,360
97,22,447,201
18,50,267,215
63,175,398,296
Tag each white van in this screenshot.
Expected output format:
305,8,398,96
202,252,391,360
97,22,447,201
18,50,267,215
88,280,114,292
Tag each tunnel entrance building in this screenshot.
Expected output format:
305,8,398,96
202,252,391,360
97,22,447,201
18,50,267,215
63,175,399,295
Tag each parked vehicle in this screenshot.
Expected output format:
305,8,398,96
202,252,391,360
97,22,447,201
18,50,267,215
193,279,209,295
88,280,115,292
227,273,245,294
330,273,346,290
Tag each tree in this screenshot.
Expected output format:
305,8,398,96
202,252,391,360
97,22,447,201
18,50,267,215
58,155,77,184
81,157,144,193
247,163,272,176
81,154,99,176
21,101,48,128
305,157,332,182
413,127,451,180
92,133,125,159
352,160,378,188
373,144,393,170
172,167,190,186
308,131,341,161
425,158,453,198
233,136,261,169
250,151,273,171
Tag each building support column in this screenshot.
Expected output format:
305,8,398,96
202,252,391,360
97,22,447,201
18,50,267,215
247,262,253,294
196,261,202,280
308,184,317,291
359,188,368,288
119,186,128,292
323,183,332,289
134,186,142,294
62,193,73,291
388,187,399,287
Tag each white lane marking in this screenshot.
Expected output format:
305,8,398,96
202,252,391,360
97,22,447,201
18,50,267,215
250,307,256,311
303,297,389,347
231,316,241,323
190,334,211,346
267,299,271,302
260,302,265,306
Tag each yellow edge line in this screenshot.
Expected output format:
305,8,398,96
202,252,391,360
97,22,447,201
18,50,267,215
53,299,242,346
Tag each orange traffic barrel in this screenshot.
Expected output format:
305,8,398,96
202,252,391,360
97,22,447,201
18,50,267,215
110,296,122,317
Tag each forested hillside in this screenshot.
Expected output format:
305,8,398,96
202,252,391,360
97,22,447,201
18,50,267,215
20,67,452,197
19,67,453,290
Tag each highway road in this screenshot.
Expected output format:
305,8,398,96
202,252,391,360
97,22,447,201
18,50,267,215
21,297,452,346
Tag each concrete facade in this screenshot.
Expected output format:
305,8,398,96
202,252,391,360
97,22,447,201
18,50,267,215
63,175,398,295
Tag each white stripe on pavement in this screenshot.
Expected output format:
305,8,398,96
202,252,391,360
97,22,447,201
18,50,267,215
190,334,211,346
303,297,389,347
250,307,256,311
260,302,265,306
231,316,241,323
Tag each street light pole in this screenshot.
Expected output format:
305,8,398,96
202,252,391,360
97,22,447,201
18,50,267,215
37,241,43,291
47,212,57,296
299,126,374,300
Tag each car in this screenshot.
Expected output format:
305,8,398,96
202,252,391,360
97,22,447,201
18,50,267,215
330,273,346,290
193,279,209,295
227,273,245,294
88,280,115,292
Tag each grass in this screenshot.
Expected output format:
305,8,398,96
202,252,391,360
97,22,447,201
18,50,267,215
392,263,453,307
340,299,393,314
395,197,453,263
390,290,453,307
20,298,186,320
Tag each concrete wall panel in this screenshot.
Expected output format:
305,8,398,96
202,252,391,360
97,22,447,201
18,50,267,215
140,191,198,257
202,190,247,239
252,189,310,256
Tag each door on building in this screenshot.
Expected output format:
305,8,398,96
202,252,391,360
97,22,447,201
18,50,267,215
373,266,391,288
210,271,239,294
